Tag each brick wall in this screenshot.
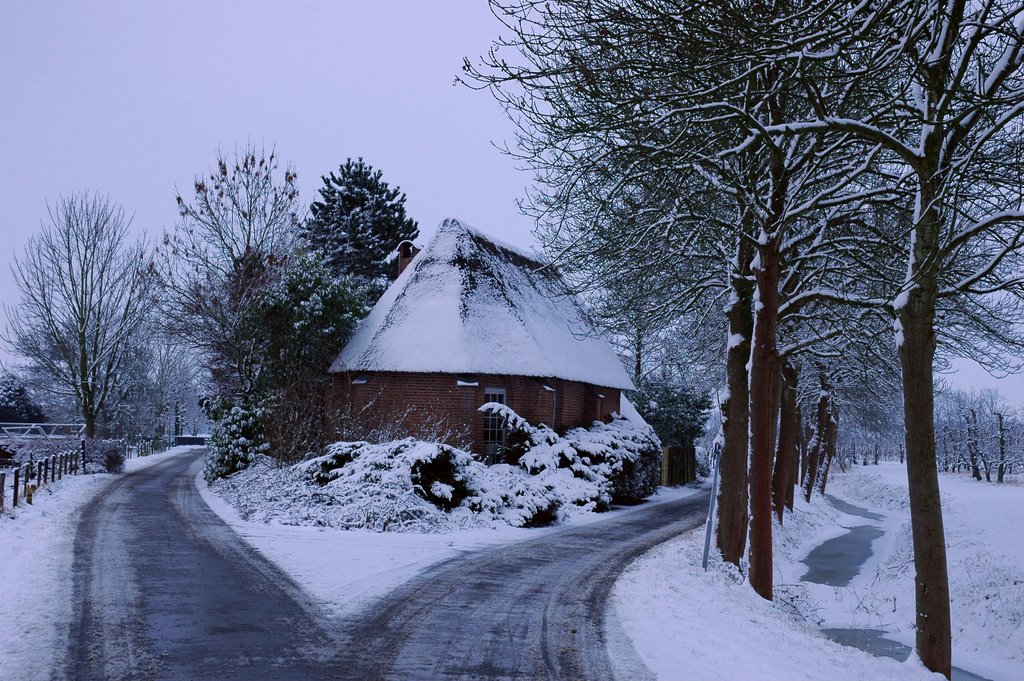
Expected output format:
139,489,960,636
330,371,621,454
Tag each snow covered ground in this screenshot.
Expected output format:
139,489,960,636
0,446,203,680
199,473,699,618
821,463,1023,681
612,463,1022,681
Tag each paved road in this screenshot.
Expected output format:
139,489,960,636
62,448,709,680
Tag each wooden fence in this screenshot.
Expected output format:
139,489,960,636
662,445,698,487
126,438,169,460
0,451,83,512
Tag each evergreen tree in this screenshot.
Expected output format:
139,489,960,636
303,158,419,284
0,372,46,423
631,379,710,449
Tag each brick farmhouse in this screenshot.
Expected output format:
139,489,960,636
329,219,635,460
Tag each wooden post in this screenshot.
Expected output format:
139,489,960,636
0,471,5,511
37,461,43,488
80,440,87,474
24,466,32,504
43,457,49,485
12,467,19,507
58,453,64,479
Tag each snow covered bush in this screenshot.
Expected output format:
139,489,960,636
410,446,473,510
83,439,126,474
482,402,661,507
300,439,477,527
461,463,562,527
566,416,662,504
203,399,271,481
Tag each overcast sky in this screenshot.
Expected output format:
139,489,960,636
1,1,1021,405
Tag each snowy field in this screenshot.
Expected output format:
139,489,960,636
613,463,1022,681
0,446,203,679
199,473,699,618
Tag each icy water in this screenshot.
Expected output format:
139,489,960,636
800,524,884,586
821,629,992,681
809,495,994,681
800,494,886,587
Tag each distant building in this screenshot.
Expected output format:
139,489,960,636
329,219,635,460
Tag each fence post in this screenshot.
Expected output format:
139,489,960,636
24,466,32,504
0,471,5,511
12,467,19,507
80,439,86,474
37,461,43,488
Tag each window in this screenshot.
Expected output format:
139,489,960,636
482,388,507,464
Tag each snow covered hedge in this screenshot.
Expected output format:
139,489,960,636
209,405,662,532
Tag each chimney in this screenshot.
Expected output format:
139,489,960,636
397,240,420,277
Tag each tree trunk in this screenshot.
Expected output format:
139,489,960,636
996,413,1006,483
716,238,753,567
804,379,829,503
799,419,811,486
772,360,798,522
967,409,983,481
748,231,780,601
816,397,838,496
898,192,951,676
786,401,801,511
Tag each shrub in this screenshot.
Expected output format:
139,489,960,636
203,399,270,481
567,417,662,505
75,439,127,474
461,463,563,527
410,446,471,510
482,402,662,507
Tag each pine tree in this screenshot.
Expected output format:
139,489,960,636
0,372,46,423
303,158,419,284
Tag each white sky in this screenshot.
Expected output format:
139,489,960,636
0,1,1021,406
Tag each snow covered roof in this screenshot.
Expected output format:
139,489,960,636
330,219,635,390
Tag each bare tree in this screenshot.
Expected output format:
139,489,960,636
159,144,300,398
744,4,1024,673
4,193,153,438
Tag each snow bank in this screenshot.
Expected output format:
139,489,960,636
611,516,939,681
611,461,1023,681
0,474,111,679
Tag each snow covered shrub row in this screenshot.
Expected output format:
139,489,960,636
210,405,662,532
299,438,559,529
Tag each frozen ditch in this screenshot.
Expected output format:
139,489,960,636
805,494,993,681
